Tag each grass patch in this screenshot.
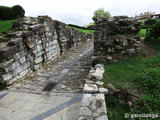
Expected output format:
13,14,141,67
102,44,160,120
0,19,16,35
73,27,94,34
66,25,94,34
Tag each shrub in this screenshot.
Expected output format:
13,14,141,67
152,21,160,39
0,6,14,20
145,19,157,26
138,29,146,37
0,5,25,20
143,19,160,44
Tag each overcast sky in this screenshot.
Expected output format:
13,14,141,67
1,0,160,26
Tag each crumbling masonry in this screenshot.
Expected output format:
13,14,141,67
94,16,143,60
0,16,93,85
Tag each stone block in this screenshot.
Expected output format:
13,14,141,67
99,88,108,94
52,40,57,45
48,46,55,51
96,81,104,86
12,62,30,76
96,115,108,120
79,107,92,116
78,116,93,120
95,64,104,69
45,26,50,32
18,50,26,57
84,84,98,93
127,48,136,55
85,79,95,84
81,94,92,107
35,51,44,58
19,69,28,78
2,73,12,81
90,67,104,80
23,62,31,70
0,59,14,69
13,66,24,75
34,56,43,64
34,64,40,70
7,76,20,85
45,42,49,47
28,24,42,31
92,94,107,117
9,61,20,70
13,53,20,60
36,45,43,52
19,56,26,64
37,40,42,45
107,56,113,61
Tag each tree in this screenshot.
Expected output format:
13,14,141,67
12,5,25,18
92,8,111,21
0,5,25,20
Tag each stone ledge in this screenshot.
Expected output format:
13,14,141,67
79,64,108,120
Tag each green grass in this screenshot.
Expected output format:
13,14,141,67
0,19,16,35
66,25,94,34
102,45,160,120
73,27,94,34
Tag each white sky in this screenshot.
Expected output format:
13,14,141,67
1,0,160,26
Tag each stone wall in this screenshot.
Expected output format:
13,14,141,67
94,16,143,60
0,16,93,85
53,20,92,54
79,64,108,120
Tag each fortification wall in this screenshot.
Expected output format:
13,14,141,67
0,16,93,85
94,16,143,60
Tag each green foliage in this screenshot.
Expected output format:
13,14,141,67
73,27,94,34
0,5,25,20
0,6,14,20
145,19,158,26
12,5,25,18
92,8,111,20
106,93,130,120
138,29,147,37
88,22,95,26
141,18,160,44
102,49,160,119
66,25,94,34
0,20,16,35
133,68,160,92
132,68,160,113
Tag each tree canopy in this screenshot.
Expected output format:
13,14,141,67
92,8,111,21
0,5,25,20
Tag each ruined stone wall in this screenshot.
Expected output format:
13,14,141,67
53,20,92,54
94,16,142,60
0,16,93,85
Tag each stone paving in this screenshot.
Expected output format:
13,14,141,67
0,43,93,120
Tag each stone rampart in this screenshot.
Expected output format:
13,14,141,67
0,16,93,85
94,16,143,60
